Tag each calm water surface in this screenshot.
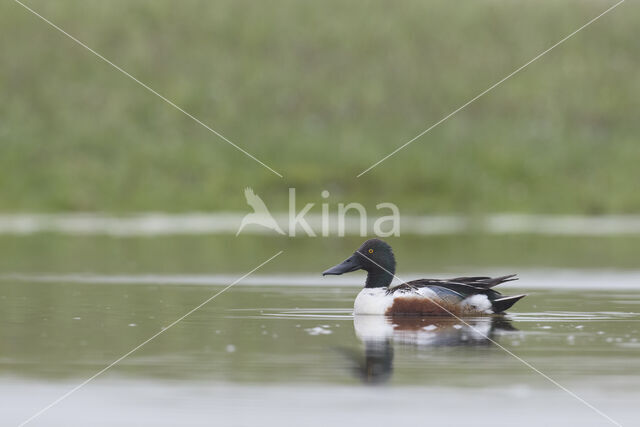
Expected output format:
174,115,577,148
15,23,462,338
2,277,639,426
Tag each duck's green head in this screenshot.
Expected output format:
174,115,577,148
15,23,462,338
322,239,396,288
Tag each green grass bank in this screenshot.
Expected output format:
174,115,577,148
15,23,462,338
1,0,638,214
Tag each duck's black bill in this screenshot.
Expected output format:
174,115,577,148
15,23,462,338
322,254,362,276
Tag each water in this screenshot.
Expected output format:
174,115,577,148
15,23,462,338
2,277,639,426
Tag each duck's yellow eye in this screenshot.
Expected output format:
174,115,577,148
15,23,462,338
368,249,374,254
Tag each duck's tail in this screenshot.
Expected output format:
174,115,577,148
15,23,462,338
491,294,526,313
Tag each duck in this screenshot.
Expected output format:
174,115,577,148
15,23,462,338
322,238,526,316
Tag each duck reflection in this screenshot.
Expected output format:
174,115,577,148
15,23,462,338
347,315,517,384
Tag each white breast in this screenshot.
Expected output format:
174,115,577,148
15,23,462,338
353,288,394,315
353,286,440,315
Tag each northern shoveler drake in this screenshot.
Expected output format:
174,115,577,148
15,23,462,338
322,238,526,316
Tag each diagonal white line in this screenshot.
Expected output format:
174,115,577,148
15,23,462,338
13,0,283,178
357,0,625,177
17,250,284,427
357,251,622,426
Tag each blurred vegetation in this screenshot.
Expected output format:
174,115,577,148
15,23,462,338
1,0,638,214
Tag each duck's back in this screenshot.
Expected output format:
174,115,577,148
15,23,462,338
354,275,525,316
